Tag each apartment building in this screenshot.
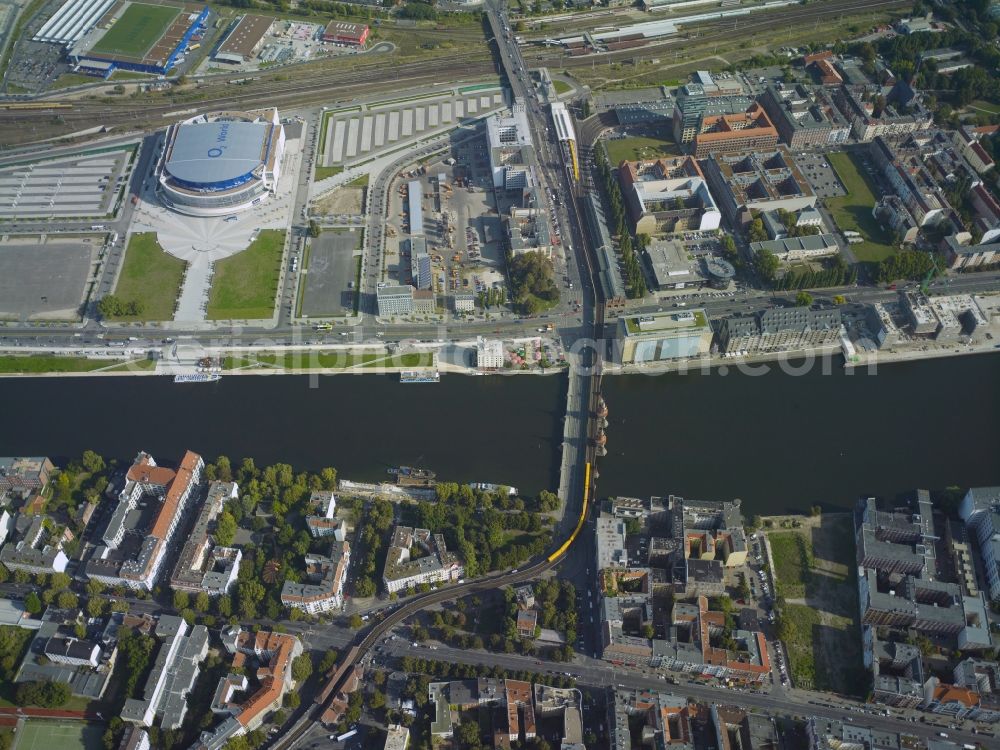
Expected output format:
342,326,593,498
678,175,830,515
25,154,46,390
195,629,302,750
959,487,1000,602
833,85,933,142
169,481,240,595
280,541,350,615
382,526,463,593
121,616,210,729
0,457,53,496
869,137,949,226
305,491,346,539
0,515,69,575
86,451,204,591
717,308,842,355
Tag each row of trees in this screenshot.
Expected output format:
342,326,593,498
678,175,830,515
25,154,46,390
593,145,647,297
875,249,939,283
773,257,857,291
97,294,144,318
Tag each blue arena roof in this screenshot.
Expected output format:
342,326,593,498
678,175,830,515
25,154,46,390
165,121,269,188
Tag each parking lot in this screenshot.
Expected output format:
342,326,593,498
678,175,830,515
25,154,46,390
793,152,846,199
0,236,98,320
301,229,360,317
0,144,136,220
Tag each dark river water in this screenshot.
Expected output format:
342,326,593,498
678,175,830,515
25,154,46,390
1,353,998,514
598,352,1000,513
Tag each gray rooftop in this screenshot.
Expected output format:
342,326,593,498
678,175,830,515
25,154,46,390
166,122,270,185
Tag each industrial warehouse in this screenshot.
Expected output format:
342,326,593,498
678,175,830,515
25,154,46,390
156,108,286,216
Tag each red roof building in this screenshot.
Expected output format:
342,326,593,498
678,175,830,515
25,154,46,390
322,21,369,46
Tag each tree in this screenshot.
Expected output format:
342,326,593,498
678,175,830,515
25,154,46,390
194,591,210,613
81,450,105,474
216,595,232,617
291,653,313,683
456,720,480,747
810,504,822,517
348,613,363,629
795,291,814,307
173,590,190,611
215,511,238,546
15,680,70,708
57,591,78,610
24,592,41,615
369,689,386,709
308,220,321,238
318,650,339,673
832,295,846,304
238,580,265,619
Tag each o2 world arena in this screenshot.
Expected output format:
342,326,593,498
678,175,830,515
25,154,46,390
156,108,285,216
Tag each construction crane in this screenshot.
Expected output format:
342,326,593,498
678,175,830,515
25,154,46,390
920,254,940,295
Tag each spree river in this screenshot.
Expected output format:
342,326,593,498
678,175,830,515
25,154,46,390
1,353,998,514
599,353,1000,512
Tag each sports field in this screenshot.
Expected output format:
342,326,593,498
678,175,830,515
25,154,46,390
13,721,104,750
90,3,179,58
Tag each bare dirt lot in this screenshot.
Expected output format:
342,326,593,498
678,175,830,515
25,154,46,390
313,186,365,216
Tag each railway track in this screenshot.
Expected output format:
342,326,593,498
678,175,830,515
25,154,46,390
523,0,909,68
0,52,495,123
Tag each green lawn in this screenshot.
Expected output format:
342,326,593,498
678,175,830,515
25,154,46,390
0,356,127,374
90,3,179,58
112,232,186,321
13,720,104,750
347,173,369,188
553,79,572,95
207,230,285,320
769,532,811,599
315,165,344,182
825,151,896,262
968,99,1000,115
604,135,681,165
223,351,432,370
50,73,98,90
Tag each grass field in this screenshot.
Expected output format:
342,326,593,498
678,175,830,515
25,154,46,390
12,720,104,750
223,351,432,370
112,232,187,320
768,515,864,695
553,80,572,95
968,99,1000,115
90,3,180,58
0,356,127,374
207,230,285,320
604,135,680,165
315,165,343,182
825,151,896,263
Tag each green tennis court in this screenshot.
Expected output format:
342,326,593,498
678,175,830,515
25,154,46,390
13,721,104,750
90,3,179,58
